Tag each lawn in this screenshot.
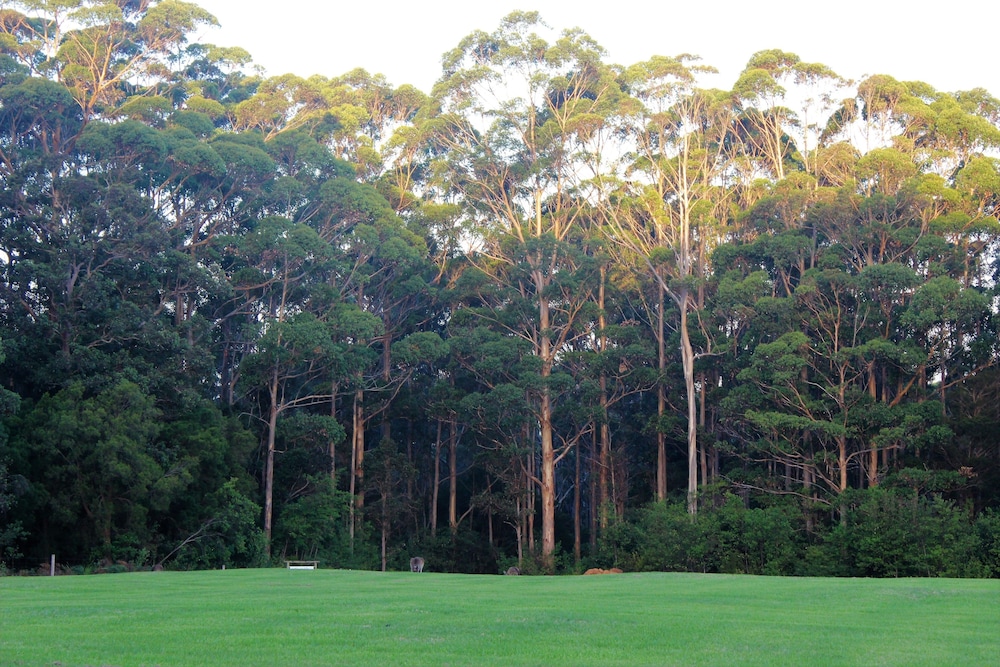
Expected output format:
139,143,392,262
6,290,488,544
1,568,998,666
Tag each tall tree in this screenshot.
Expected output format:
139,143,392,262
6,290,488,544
229,216,334,553
434,12,625,566
0,0,218,122
611,56,734,513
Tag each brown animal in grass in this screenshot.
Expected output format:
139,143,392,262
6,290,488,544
583,567,624,575
410,557,424,572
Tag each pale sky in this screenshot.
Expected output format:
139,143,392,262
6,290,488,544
193,0,997,97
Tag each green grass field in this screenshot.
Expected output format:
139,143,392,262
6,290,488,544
1,568,998,666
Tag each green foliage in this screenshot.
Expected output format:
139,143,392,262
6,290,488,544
599,497,803,575
272,475,351,565
9,381,166,560
0,459,27,566
169,479,266,570
594,491,995,579
818,487,986,577
974,510,1000,577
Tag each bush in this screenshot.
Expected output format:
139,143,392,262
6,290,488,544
713,496,802,575
272,475,353,567
595,496,803,575
810,488,983,577
169,479,266,570
973,510,1000,577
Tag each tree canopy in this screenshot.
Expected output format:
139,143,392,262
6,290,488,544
0,4,998,577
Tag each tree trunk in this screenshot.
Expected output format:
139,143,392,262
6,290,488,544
330,380,338,481
349,390,365,550
538,284,556,569
680,288,698,516
381,330,392,442
838,435,848,493
526,421,535,555
656,272,668,501
598,267,612,527
868,365,879,488
448,418,458,535
354,392,366,509
573,432,581,564
539,386,556,570
589,427,598,549
431,418,442,535
263,365,279,557
599,392,610,528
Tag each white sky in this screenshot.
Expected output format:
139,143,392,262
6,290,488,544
192,0,997,97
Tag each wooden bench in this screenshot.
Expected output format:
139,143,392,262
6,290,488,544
285,560,319,570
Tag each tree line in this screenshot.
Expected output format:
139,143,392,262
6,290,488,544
0,3,998,576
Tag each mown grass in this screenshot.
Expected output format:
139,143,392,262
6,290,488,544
1,568,998,666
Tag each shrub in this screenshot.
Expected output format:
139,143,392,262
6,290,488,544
170,479,266,570
973,509,1000,577
273,475,352,567
814,488,983,577
597,496,802,575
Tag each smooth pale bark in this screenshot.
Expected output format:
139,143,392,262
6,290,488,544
539,292,556,565
263,365,279,555
679,289,698,515
598,268,611,529
656,274,668,501
573,436,581,564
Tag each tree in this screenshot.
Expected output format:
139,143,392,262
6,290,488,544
731,50,844,181
0,0,218,122
611,56,734,513
9,381,170,560
230,216,340,554
434,12,625,566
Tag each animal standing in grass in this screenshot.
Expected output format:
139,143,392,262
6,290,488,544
505,566,520,575
410,557,424,572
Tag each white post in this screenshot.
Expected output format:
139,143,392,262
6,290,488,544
50,554,55,577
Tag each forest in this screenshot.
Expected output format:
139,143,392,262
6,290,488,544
1,1,999,577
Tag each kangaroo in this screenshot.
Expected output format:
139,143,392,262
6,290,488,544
410,556,425,572
505,566,521,575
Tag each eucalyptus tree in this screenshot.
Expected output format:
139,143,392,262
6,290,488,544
722,145,998,500
0,0,218,122
432,12,626,566
610,55,735,513
0,110,219,400
227,216,337,552
306,165,440,542
321,69,428,183
446,312,535,558
178,42,257,114
820,75,1000,168
730,50,844,182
